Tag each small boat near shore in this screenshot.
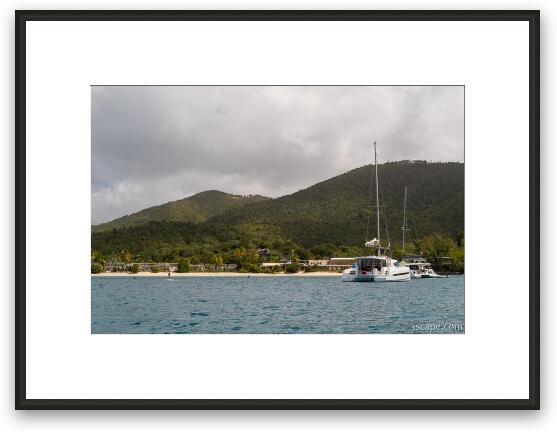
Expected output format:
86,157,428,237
401,254,448,278
341,140,410,283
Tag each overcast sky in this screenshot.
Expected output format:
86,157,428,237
92,85,464,224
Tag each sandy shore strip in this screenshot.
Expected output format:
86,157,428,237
92,271,341,277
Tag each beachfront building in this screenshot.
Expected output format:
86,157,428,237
308,259,329,267
328,257,356,266
295,258,356,272
261,262,286,269
190,263,237,272
321,257,355,272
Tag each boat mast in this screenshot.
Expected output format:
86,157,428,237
374,141,381,252
402,186,407,256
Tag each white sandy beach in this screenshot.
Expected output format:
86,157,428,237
92,271,341,277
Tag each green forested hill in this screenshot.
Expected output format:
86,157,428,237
91,161,464,262
209,161,464,246
92,190,270,233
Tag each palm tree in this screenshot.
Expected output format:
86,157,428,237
118,249,132,264
212,254,224,270
233,247,247,260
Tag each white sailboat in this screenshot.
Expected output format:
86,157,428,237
400,186,421,279
399,186,448,279
341,141,411,283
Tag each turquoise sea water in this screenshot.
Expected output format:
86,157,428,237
91,275,464,334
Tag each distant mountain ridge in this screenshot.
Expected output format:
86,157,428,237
92,161,464,260
92,190,270,233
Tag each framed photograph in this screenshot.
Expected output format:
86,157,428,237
15,10,539,409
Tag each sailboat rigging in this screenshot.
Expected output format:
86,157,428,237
341,141,410,282
399,186,448,279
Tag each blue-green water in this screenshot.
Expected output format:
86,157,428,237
91,276,464,334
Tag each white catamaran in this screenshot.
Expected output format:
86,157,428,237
341,141,411,282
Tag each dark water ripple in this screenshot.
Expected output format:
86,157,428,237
91,276,464,334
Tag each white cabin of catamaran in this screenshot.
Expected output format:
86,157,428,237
341,140,410,283
341,251,411,282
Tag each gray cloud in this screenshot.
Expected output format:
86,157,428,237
92,86,464,224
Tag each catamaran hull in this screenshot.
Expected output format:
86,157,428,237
341,268,411,282
374,272,411,282
341,273,375,282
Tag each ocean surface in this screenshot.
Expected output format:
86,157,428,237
91,275,464,334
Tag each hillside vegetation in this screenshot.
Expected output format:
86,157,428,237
92,190,270,233
91,161,464,268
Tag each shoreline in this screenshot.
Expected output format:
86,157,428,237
92,271,342,277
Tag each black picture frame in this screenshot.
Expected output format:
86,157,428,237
15,9,540,410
